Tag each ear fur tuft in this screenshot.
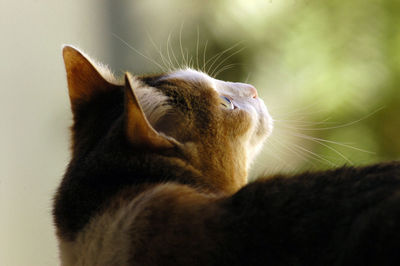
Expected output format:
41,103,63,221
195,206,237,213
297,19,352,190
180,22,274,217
124,73,175,150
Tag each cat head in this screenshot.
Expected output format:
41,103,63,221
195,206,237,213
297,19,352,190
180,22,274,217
62,45,273,193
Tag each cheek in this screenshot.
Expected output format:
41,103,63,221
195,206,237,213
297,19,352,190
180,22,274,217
224,110,252,137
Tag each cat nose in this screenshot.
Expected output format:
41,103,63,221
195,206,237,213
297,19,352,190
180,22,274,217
225,82,258,98
248,85,258,98
240,84,258,98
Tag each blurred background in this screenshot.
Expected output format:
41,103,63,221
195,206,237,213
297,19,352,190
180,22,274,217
1,0,399,265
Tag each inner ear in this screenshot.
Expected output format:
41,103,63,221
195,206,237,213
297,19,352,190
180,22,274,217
62,45,119,114
124,73,176,150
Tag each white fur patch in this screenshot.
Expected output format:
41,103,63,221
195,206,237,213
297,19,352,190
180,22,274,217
134,86,172,127
165,68,217,88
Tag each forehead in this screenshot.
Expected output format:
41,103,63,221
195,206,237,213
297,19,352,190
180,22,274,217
141,69,258,101
138,69,220,115
164,69,217,89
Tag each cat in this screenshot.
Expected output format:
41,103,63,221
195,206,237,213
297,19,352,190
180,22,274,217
53,45,400,266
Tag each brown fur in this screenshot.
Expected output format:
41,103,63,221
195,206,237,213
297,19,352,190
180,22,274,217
54,46,400,266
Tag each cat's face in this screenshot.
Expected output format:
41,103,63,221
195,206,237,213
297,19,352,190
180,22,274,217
63,46,272,193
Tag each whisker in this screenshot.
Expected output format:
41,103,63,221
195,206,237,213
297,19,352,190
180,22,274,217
196,26,200,71
268,138,313,166
275,123,336,131
270,138,327,167
179,23,188,67
270,102,324,119
202,40,208,73
213,63,240,78
273,121,338,131
289,132,375,154
274,106,383,135
288,132,354,164
146,31,172,71
205,42,242,75
167,33,180,70
245,72,252,83
255,139,299,174
311,138,353,165
288,107,384,131
263,140,290,165
271,109,327,120
290,141,338,166
273,117,334,126
186,49,192,68
112,32,166,72
210,47,245,77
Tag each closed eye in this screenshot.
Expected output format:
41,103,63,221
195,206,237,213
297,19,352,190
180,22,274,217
220,96,234,110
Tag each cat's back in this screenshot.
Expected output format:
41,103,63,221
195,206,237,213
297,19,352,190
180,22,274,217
59,162,400,266
222,161,400,266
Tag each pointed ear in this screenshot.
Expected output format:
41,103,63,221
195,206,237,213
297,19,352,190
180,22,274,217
62,45,119,113
124,73,175,150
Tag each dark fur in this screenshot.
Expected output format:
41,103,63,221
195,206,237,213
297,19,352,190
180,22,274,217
223,162,400,265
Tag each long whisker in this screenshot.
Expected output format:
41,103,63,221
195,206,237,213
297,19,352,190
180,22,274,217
274,117,334,126
274,121,338,131
274,107,384,133
263,140,291,165
270,102,324,119
289,132,354,164
288,107,384,131
271,109,327,121
146,31,172,71
288,132,374,154
210,47,245,77
167,33,180,70
196,26,200,71
290,141,337,166
274,122,337,131
268,138,319,167
257,140,298,174
245,72,252,83
213,63,240,78
202,40,208,72
112,32,166,72
179,23,188,67
186,49,193,68
205,42,242,74
272,137,333,166
310,138,353,165
164,32,174,70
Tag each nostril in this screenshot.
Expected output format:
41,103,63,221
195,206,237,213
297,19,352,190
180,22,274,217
249,86,258,98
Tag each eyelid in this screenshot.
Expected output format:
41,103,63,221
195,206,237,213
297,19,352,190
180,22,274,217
220,95,234,110
222,96,231,102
